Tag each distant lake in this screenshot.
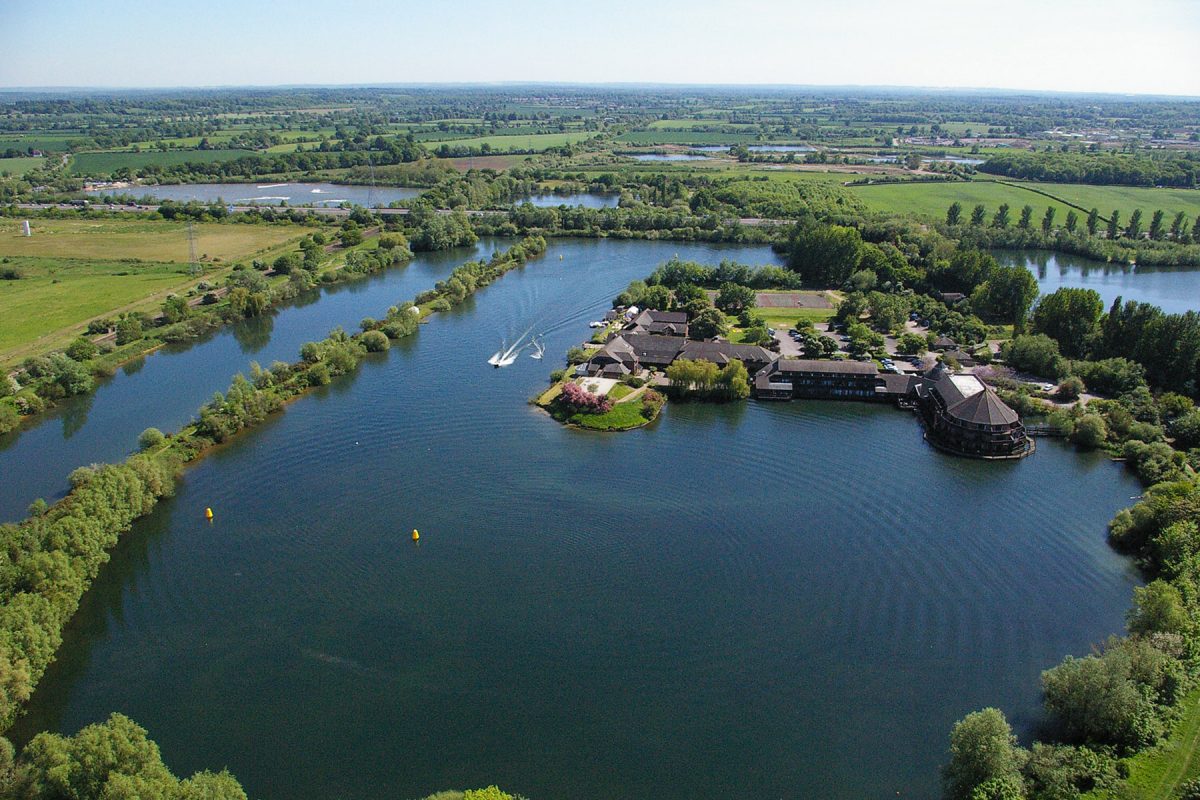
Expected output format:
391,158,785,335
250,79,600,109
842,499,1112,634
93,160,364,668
516,192,620,209
86,182,423,208
628,153,711,162
998,249,1200,315
693,144,816,153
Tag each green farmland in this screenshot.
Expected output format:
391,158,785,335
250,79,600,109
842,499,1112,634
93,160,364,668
425,131,595,151
70,148,256,175
849,179,1200,223
0,156,46,176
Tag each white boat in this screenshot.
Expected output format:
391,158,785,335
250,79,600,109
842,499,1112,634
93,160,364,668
588,321,605,328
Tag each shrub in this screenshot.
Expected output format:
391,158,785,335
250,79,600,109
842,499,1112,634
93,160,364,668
138,428,166,451
1054,376,1085,401
64,337,99,362
1070,415,1108,449
361,330,390,352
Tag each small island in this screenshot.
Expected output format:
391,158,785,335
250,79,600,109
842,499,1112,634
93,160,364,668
538,261,1031,458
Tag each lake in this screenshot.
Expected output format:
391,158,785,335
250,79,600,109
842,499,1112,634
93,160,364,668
998,249,1200,315
628,154,711,162
12,239,1143,800
693,145,816,153
0,240,506,522
86,182,424,208
516,192,620,209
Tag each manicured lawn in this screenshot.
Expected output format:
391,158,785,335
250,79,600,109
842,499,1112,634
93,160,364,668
0,219,311,263
608,383,634,401
70,148,256,174
569,400,655,431
753,305,837,326
848,179,1200,223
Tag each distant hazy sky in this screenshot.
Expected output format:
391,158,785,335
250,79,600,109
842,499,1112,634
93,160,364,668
1,0,1197,95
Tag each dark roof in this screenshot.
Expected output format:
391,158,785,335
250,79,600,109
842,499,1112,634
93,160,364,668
772,358,878,375
925,368,1019,426
934,336,957,348
879,374,918,395
948,388,1019,426
938,292,967,303
637,309,688,325
680,340,774,365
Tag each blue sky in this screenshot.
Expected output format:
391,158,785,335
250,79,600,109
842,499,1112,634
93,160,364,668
1,0,1197,95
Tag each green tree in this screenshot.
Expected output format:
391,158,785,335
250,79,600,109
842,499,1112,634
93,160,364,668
1002,334,1067,379
1126,208,1143,239
641,284,674,311
17,714,247,800
272,252,301,274
970,204,987,226
1070,414,1107,448
1041,638,1174,750
1169,211,1188,240
943,708,1025,800
992,204,1011,229
1064,209,1078,233
1107,210,1121,240
1041,206,1056,233
970,265,1038,326
114,316,143,346
1126,579,1188,636
137,428,166,451
715,282,756,314
1086,208,1099,236
1018,205,1034,229
786,224,866,286
1031,287,1103,358
161,294,190,324
689,307,728,340
64,337,98,362
947,201,963,226
1148,209,1165,240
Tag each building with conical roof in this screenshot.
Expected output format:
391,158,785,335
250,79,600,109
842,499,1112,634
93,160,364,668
915,364,1032,459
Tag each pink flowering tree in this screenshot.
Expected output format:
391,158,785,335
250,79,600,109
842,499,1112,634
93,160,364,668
559,381,613,414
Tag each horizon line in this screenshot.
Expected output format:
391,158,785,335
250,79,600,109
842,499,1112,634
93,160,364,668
1,80,1198,101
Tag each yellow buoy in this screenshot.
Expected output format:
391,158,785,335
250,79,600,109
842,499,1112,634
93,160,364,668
204,507,213,521
559,254,563,260
411,529,420,542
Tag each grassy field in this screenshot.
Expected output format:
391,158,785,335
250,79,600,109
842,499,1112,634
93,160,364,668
848,179,1200,223
0,156,46,177
425,132,594,151
1087,687,1200,800
0,219,313,363
0,219,309,263
70,148,256,174
0,257,192,356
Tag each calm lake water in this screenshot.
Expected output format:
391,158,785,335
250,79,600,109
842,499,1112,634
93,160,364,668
516,192,620,209
13,239,1142,800
86,182,423,207
998,249,1200,315
0,241,505,522
628,154,711,162
693,145,816,153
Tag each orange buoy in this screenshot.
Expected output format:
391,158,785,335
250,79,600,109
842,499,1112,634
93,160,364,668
204,507,214,521
411,529,420,542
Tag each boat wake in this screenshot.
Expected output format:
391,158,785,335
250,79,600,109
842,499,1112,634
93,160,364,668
257,183,288,189
488,327,536,367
